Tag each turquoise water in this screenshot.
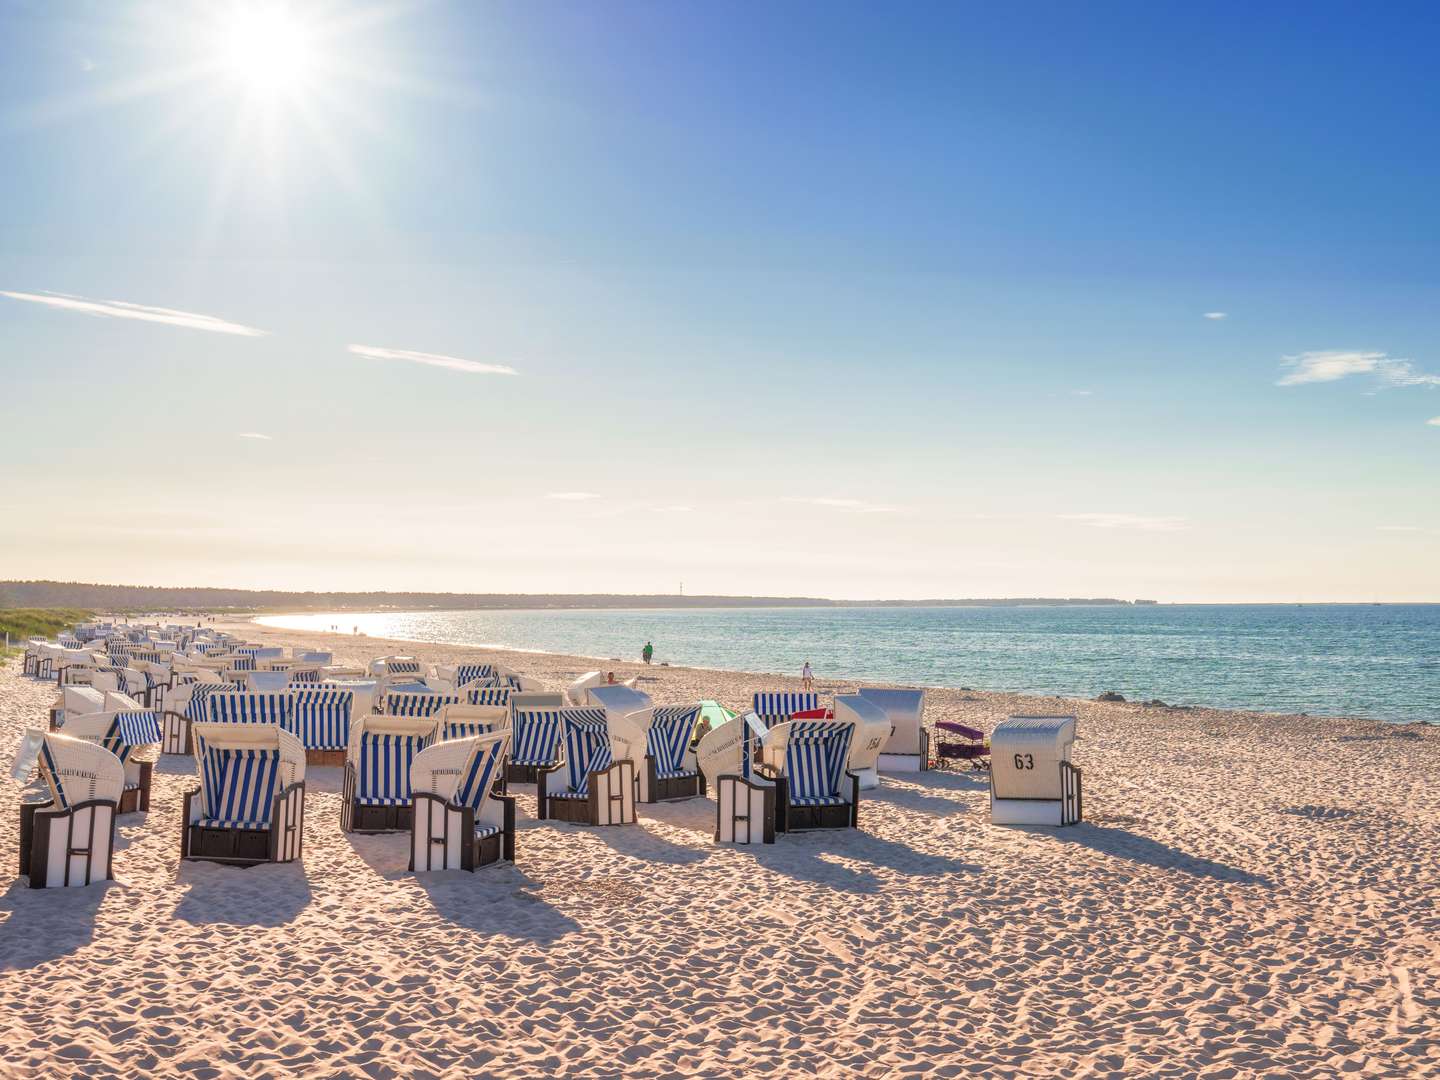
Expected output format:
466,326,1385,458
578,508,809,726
258,604,1440,724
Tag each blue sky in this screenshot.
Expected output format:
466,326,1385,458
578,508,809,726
1,1,1437,601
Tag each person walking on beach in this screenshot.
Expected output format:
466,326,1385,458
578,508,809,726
642,641,654,665
801,660,814,691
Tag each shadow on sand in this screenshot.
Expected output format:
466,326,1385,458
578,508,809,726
172,860,314,927
416,865,582,945
750,828,982,894
1046,824,1271,885
0,878,108,969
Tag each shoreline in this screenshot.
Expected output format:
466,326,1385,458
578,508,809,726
244,613,1431,730
230,616,1429,735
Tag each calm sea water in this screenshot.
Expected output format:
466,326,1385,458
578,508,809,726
257,605,1440,724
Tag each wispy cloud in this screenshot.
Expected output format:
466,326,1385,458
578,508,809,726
347,344,518,376
1428,416,1440,426
1376,525,1422,532
1276,350,1440,388
653,505,695,513
1072,389,1094,397
1203,312,1228,320
1060,512,1188,532
1,290,267,336
238,433,272,440
787,496,897,514
546,492,600,501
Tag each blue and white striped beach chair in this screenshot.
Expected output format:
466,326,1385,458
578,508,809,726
382,689,460,719
441,663,496,690
434,703,511,744
289,688,354,764
410,732,515,871
752,692,820,731
159,681,236,756
181,723,306,865
506,706,569,784
58,708,162,814
205,690,293,729
341,715,436,832
538,708,636,825
12,731,124,887
464,685,512,709
637,705,705,803
764,719,860,832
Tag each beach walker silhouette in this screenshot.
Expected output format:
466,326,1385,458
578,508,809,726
642,641,654,665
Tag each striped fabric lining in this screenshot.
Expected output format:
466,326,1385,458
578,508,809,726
753,692,819,728
205,691,293,727
38,739,69,810
357,731,428,805
101,711,162,762
383,691,459,719
784,721,855,805
647,706,699,776
454,739,505,809
464,686,511,708
386,660,422,675
510,709,571,766
562,712,614,796
200,746,281,827
438,720,499,742
289,689,353,751
451,664,495,689
185,683,237,722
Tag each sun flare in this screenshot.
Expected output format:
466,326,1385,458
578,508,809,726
214,4,315,96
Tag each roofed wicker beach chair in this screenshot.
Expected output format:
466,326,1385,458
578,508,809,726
538,708,637,825
290,687,356,766
703,712,776,844
638,705,705,803
752,691,820,733
437,662,498,690
464,685,512,709
12,731,124,887
245,670,292,692
160,680,236,755
58,707,162,814
506,704,568,784
205,689,293,728
341,715,435,832
434,703,511,743
409,732,515,872
761,718,860,833
381,687,460,719
48,685,106,730
182,723,306,865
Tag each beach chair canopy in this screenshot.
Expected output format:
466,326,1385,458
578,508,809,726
854,687,927,756
13,730,126,809
246,671,292,692
439,663,496,690
647,705,702,779
464,685,512,709
696,711,770,787
559,708,619,796
205,690,293,728
290,688,355,751
510,706,574,767
191,723,306,829
435,703,510,743
833,694,892,776
752,692,820,730
59,709,162,764
382,689,459,718
766,719,856,805
347,715,435,806
566,671,605,706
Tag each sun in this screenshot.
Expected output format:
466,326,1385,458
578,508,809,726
214,4,316,97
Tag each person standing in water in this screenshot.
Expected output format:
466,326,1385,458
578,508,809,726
801,660,814,691
642,641,654,665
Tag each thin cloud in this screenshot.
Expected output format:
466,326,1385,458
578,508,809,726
348,344,518,376
1428,417,1440,426
238,433,272,440
1060,512,1188,532
1376,525,1421,532
1203,312,1228,320
1072,389,1093,397
1,290,267,336
653,505,695,513
1276,350,1440,388
787,496,897,514
546,492,600,501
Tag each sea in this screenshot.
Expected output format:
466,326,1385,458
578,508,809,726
257,604,1440,725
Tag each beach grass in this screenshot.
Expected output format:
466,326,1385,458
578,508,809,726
0,608,91,656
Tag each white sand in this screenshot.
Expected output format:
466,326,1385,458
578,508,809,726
1,620,1436,1078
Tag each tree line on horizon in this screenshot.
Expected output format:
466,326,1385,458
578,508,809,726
0,580,1142,611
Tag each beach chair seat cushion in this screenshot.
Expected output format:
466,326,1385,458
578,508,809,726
199,816,271,830
655,767,697,780
788,793,847,807
474,823,502,839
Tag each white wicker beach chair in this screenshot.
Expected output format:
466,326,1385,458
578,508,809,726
752,691,821,732
57,708,162,814
834,694,892,790
434,703,511,743
410,733,514,872
464,685,512,709
381,688,460,719
705,713,776,844
182,723,306,865
506,704,568,783
341,715,435,832
48,685,106,730
13,731,124,887
289,687,355,766
537,708,637,825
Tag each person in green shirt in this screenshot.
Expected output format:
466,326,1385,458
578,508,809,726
642,641,654,665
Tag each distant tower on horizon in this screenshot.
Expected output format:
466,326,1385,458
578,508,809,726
679,581,684,596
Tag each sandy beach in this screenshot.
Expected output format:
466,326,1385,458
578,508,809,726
1,619,1436,1078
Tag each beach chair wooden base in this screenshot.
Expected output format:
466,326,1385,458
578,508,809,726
714,775,776,844
643,758,706,803
117,763,153,814
538,760,636,825
346,801,415,833
410,793,516,872
20,798,118,888
181,782,305,866
504,761,550,785
773,772,861,834
305,749,346,768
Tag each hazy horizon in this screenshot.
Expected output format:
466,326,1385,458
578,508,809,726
3,2,1438,604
